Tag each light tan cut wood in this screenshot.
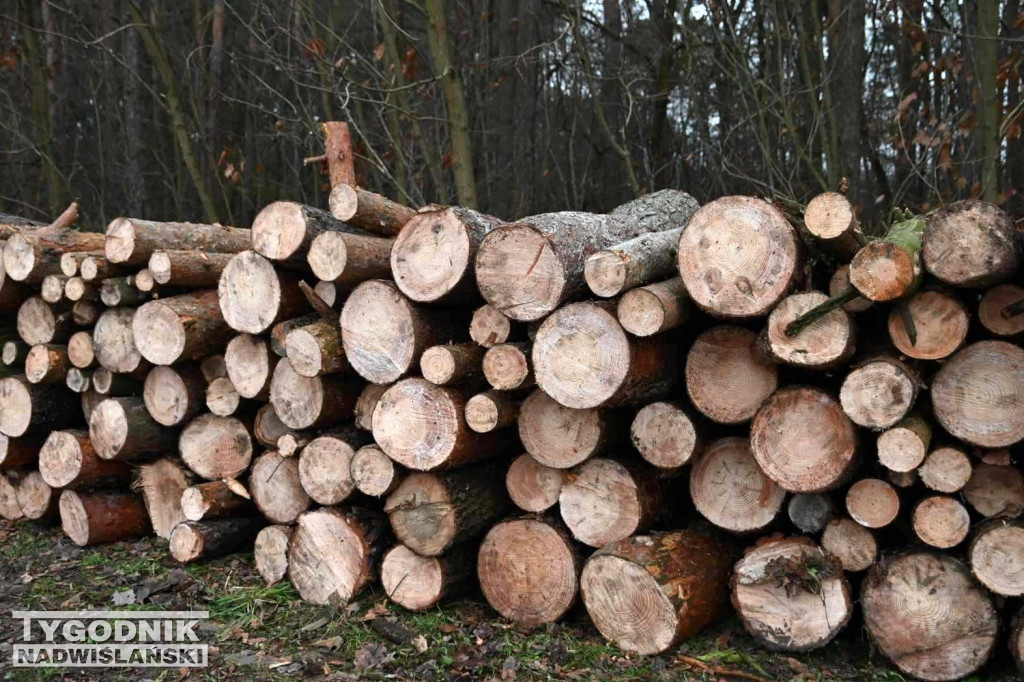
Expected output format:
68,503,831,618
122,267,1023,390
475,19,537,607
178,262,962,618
133,269,155,292
169,517,261,563
5,228,105,284
888,290,970,360
40,274,66,303
482,342,533,390
143,364,206,427
16,470,57,520
469,304,514,347
134,290,231,366
821,517,878,572
80,255,128,281
559,457,660,548
67,331,95,369
38,430,129,489
253,404,301,449
849,240,918,301
923,199,1019,288
59,490,150,546
918,446,972,493
268,359,360,430
761,291,854,369
913,496,970,548
17,297,71,345
89,397,178,462
381,543,474,612
351,444,403,497
252,201,364,263
179,414,252,480
962,462,1024,518
846,479,900,528
978,283,1024,337
205,376,241,417
686,326,777,425
694,437,784,534
839,356,917,429
506,453,566,513
135,457,190,539
105,217,250,266
307,230,394,285
225,334,277,399
249,450,310,525
25,344,69,384
969,519,1024,596
148,250,233,287
180,480,250,521
92,307,147,374
584,227,689,298
0,470,23,520
353,383,388,431
60,251,95,277
517,389,609,469
803,191,861,257
254,525,292,585
328,183,416,236
285,318,346,377
464,390,519,433
297,431,367,506
64,276,98,304
420,343,483,386
0,377,80,437
615,277,691,337
312,280,340,307
218,251,309,334
877,415,931,472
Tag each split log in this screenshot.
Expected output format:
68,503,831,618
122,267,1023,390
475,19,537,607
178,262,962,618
249,450,310,524
862,551,998,681
285,318,345,377
505,453,566,513
962,462,1024,518
750,386,858,492
269,314,318,357
148,250,233,287
17,297,72,345
89,397,178,462
0,470,23,520
923,199,1019,288
59,490,150,546
615,278,691,337
4,229,105,284
134,290,231,365
134,457,190,539
385,463,510,556
71,300,101,327
2,340,27,366
99,276,147,307
918,446,972,493
253,404,301,449
0,432,45,468
482,342,532,391
351,444,404,497
932,340,1024,448
67,331,95,369
307,230,394,285
419,343,483,386
169,517,262,563
846,478,900,528
630,401,700,473
979,283,1024,337
828,264,872,312
877,415,931,472
477,517,581,627
689,437,785,533
912,495,971,549
143,364,206,426
38,429,130,489
252,201,367,263
254,525,292,585
821,517,878,572
686,326,777,425
848,217,925,301
218,251,309,334
41,275,66,303
92,307,147,374
179,414,252,480
105,217,250,266
224,334,277,399
732,537,852,651
517,389,611,469
464,390,519,433
787,493,834,534
25,344,69,384
968,519,1024,596
297,431,370,506
80,255,129,281
803,191,861,257
560,457,660,548
584,226,691,298
469,304,517,347
268,359,360,430
205,377,241,417
381,543,475,612
0,377,80,437
839,356,918,430
328,183,416,236
887,290,970,360
353,383,388,431
761,291,854,369
17,470,57,520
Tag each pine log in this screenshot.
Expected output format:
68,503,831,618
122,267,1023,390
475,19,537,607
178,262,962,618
275,433,307,458
307,230,394,285
67,331,95,369
268,359,360,430
136,269,160,293
839,356,918,430
205,376,241,417
297,430,370,506
105,217,250,266
17,297,72,345
848,217,925,301
133,290,230,366
979,283,1024,337
328,183,416,236
224,334,277,399
862,551,998,681
918,446,973,493
877,415,931,472
477,517,581,627
803,191,862,258
252,202,368,264
60,250,96,277
143,364,206,426
58,488,150,546
64,277,99,304
505,453,566,513
560,457,660,548
178,414,252,480
482,342,533,391
169,516,262,563
249,450,310,524
38,430,129,489
80,255,129,281
17,470,57,520
285,318,346,377
89,397,178,462
92,307,147,374
218,251,310,334
887,290,970,360
732,537,852,651
269,314,318,358
923,199,1019,288
148,250,233,287
134,457,190,539
0,470,23,520
911,495,970,549
381,543,475,612
464,390,519,433
584,226,690,298
70,300,101,327
517,389,612,469
0,432,44,468
351,444,404,497
686,326,777,425
25,344,69,384
846,478,900,528
689,437,785,533
630,401,700,473
0,377,80,437
254,525,292,585
968,519,1024,596
821,517,877,572
253,404,301,449
419,342,484,386
615,277,691,337
761,291,855,369
2,339,28,366
787,493,834,534
98,276,145,307
962,462,1024,518
4,229,105,284
828,263,873,312
353,383,388,431
41,274,66,303
469,304,516,347
385,463,510,556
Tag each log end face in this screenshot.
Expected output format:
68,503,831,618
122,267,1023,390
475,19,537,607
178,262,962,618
506,453,564,512
381,544,444,612
924,200,1019,288
766,291,853,367
560,458,642,547
104,217,136,264
24,345,52,384
690,437,784,532
252,202,306,262
179,487,207,522
149,251,172,283
849,241,916,302
969,522,1024,596
254,525,291,585
143,366,192,427
59,490,90,546
179,414,253,480
287,508,372,605
840,360,915,429
269,359,325,430
17,297,57,347
888,291,969,360
465,393,499,433
351,445,396,497
483,344,529,391
285,328,324,378
846,479,900,528
617,288,666,337
219,252,283,335
225,334,271,399
979,284,1024,336
4,234,36,282
518,389,603,469
470,305,511,347
821,518,878,572
307,232,349,282
686,326,778,425
328,183,359,221
804,192,855,239
392,210,472,302
475,225,566,322
420,346,458,385
341,280,416,384
169,522,204,562
583,251,628,298
631,402,698,470
134,301,187,366
913,496,970,549
373,379,458,471
39,430,83,489
0,377,33,437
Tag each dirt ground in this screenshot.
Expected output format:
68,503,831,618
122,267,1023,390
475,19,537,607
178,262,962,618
0,519,1019,681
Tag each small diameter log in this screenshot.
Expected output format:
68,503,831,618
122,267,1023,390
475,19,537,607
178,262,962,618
788,493,834,534
686,326,777,425
225,334,277,399
419,343,483,386
134,458,189,539
99,276,147,307
932,340,1024,448
93,307,147,374
469,304,515,347
803,191,861,257
848,217,925,301
962,462,1024,518
17,297,71,345
38,430,130,489
0,377,80,437
750,387,858,492
252,202,364,264
1,432,45,468
253,404,301,449
381,543,475,612
89,397,178,462
276,433,306,458
482,342,533,390
923,199,1019,288
761,291,854,369
918,446,973,493
59,490,150,546
138,269,165,292
839,356,918,430
968,519,1024,596
71,300,101,327
385,463,510,556
205,377,241,417
306,230,394,285
862,551,998,681
846,478,900,528
65,366,89,393
732,537,852,651
341,279,461,384
80,255,128,281
179,414,252,480
60,251,96,278
41,275,66,303
979,283,1024,337
17,470,57,520
269,359,360,430
506,453,566,513
148,250,233,287
353,383,387,431
312,280,340,307
615,277,691,337
584,227,689,298
328,183,416,236
269,314,318,357
0,470,23,520
64,277,99,303
67,331,95,369
351,444,403,497
134,290,232,365
285,318,346,377
478,517,581,627
105,217,250,266
912,495,970,549
821,517,878,572
169,517,262,563
582,530,731,655
560,457,660,548
392,205,505,304
2,340,27,366
877,415,931,472
888,290,970,360
828,264,872,312
254,525,292,585
465,390,519,433
690,437,785,533
4,229,105,284
518,389,610,469
533,302,678,409
297,431,369,506
25,344,69,384
288,507,390,607
143,364,206,427
249,450,310,524
218,251,309,334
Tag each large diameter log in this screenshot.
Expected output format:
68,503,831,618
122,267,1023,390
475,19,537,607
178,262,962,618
862,551,998,681
148,250,233,287
846,478,901,528
25,344,69,384
761,291,854,369
381,543,474,612
269,359,360,430
821,517,878,572
17,297,71,346
179,414,252,480
477,190,700,321
38,430,130,489
0,377,80,437
59,490,150,546
353,383,387,431
143,364,206,427
517,389,611,469
932,340,1024,447
888,290,970,360
686,326,777,425
630,401,700,473
505,453,566,513
482,342,532,391
678,196,799,318
17,470,57,520
689,437,784,533
615,277,691,337
287,507,389,605
465,390,519,433
254,525,292,585
252,202,366,263
89,397,179,462
912,495,970,549
169,517,262,563
285,319,346,377
0,432,45,468
732,537,852,651
4,229,106,284
105,217,250,266
420,343,483,386
225,334,276,399
918,446,972,493
969,519,1024,596
93,308,147,374
135,457,190,539
384,463,510,556
803,192,861,257
133,290,232,365
297,431,369,506
328,183,415,236
249,450,310,524
559,457,660,548
585,227,690,298
582,531,730,655
341,280,461,384
218,251,309,334
962,462,1024,518
839,356,918,430
469,304,516,347
67,331,95,369
307,230,394,285
923,199,1020,288
351,444,403,497
478,517,581,627
750,387,857,492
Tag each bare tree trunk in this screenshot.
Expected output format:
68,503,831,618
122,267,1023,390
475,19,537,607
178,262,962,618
976,0,1000,201
827,0,865,200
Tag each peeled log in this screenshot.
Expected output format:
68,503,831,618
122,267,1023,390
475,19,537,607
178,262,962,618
478,517,580,627
252,202,364,264
218,251,309,334
615,278,691,337
846,478,900,528
134,290,232,365
465,390,519,433
978,283,1024,337
307,230,394,285
17,297,71,346
105,217,250,266
689,437,785,533
912,495,970,549
148,250,233,287
4,229,105,284
38,430,130,489
482,342,533,391
225,334,277,399
169,517,262,563
686,326,777,425
249,450,310,524
285,318,346,377
517,389,612,469
134,457,190,539
420,343,483,386
93,308,147,374
888,290,970,360
353,383,387,431
179,414,252,480
328,183,416,236
962,462,1024,518
559,457,660,548
59,490,150,546
761,291,854,369
862,551,998,681
877,415,931,472
297,431,369,506
803,192,861,258
17,470,57,520
821,517,878,572
581,530,731,655
732,537,852,652
351,444,404,497
584,226,689,298
254,525,292,585
918,446,972,493
89,397,179,462
381,543,474,612
968,519,1024,596
0,377,80,437
143,364,206,427
269,359,360,430
931,341,1024,448
505,453,566,513
477,190,700,321
839,356,918,430
923,199,1019,288
25,344,69,384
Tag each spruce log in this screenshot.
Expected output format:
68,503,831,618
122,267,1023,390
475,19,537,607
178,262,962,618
25,344,69,384
979,283,1024,337
307,230,394,285
249,450,310,524
0,377,80,437
328,183,416,236
89,397,178,462
482,342,533,391
0,470,23,520
560,457,660,548
761,291,854,369
912,495,970,549
224,334,276,399
67,331,95,369
615,277,691,337
60,251,96,277
143,364,206,427
179,414,252,480
285,318,346,377
269,314,318,357
205,376,241,417
465,390,519,433
59,490,150,546
253,404,300,449
630,401,700,473
38,430,130,489
962,462,1024,518
381,543,474,612
17,297,71,346
877,415,931,472
218,251,310,334
313,280,340,307
93,307,147,374
297,431,370,506
469,304,515,347
584,227,690,298
839,356,918,430
968,519,1024,596
80,255,129,281
686,326,777,425
689,437,784,533
252,202,365,264
888,290,970,360
4,229,105,284
787,493,834,534
351,444,404,497
63,277,99,303
419,343,483,386
169,516,262,563
16,470,57,519
353,383,387,431
41,274,66,303
517,389,611,469
105,217,250,266
820,517,877,572
803,191,861,257
70,300,100,327
846,478,900,528
254,525,292,585
148,250,233,287
135,268,156,292
134,457,190,539
99,276,147,307
0,432,44,468
134,290,232,365
268,359,360,430
923,199,1019,288
918,446,972,493
505,453,566,513
828,264,872,312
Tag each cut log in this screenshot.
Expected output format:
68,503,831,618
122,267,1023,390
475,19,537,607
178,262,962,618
482,342,533,391
787,493,833,534
285,318,346,377
478,517,580,627
732,537,852,651
584,227,690,298
932,340,1024,448
560,457,660,548
253,404,301,450
67,331,95,369
803,191,861,257
615,277,691,337
979,283,1024,337
252,202,365,263
99,276,147,307
848,217,925,301
761,291,855,369
385,463,510,556
464,390,519,433
353,383,388,431
750,386,858,492
249,450,310,524
17,470,57,519
41,274,66,303
923,199,1019,288
381,543,474,612
469,304,515,347
0,432,44,468
918,446,972,493
254,525,292,585
205,376,241,417
839,356,918,430
70,300,100,327
962,462,1024,518
59,490,150,546
148,250,233,287
297,431,369,506
862,551,998,681
968,519,1024,596
17,297,71,345
276,433,307,458
828,264,872,312
179,414,252,480
630,401,700,473
38,430,130,489
134,290,232,365
821,517,878,572
517,389,611,469
419,343,483,386
328,183,416,236
287,506,389,605
64,277,99,304
846,478,900,528
218,251,309,334
690,437,785,533
134,457,190,539
888,290,970,360
25,344,69,384
505,453,566,513
312,280,340,307
351,444,403,497
269,314,318,358
143,364,206,427
225,334,277,399
686,326,777,425
2,340,28,366
169,517,262,563
89,397,178,462
93,307,147,374
877,415,931,472
0,377,80,437
4,229,105,284
912,495,970,549
268,359,360,430
80,255,129,281
60,251,96,277
133,269,155,293
0,278,32,315
0,470,23,520
105,217,250,266
306,230,394,285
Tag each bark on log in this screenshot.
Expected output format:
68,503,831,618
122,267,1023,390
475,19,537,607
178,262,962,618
505,453,566,513
134,290,232,365
71,300,100,327
912,495,970,549
0,377,80,437
17,470,57,519
307,230,394,285
38,429,130,489
143,364,206,427
4,229,106,284
80,255,129,281
962,462,1024,518
89,397,178,462
178,413,252,480
59,490,150,546
381,543,475,612
285,318,346,377
218,251,310,334
630,401,700,473
615,277,691,337
105,217,250,266
297,430,370,506
0,432,45,468
821,517,878,572
205,376,241,417
67,331,95,369
249,450,310,524
99,276,147,307
803,192,861,258
254,525,292,585
918,446,972,493
92,307,147,374
134,457,190,539
787,493,834,534
839,356,918,430
464,390,519,433
968,519,1024,596
0,470,24,520
351,444,404,497
252,201,364,264
923,199,1019,288
979,283,1024,337
690,437,785,533
268,359,360,430
419,342,483,386
269,314,318,358
761,291,855,369
686,326,777,425
877,415,931,472
169,516,262,563
225,334,276,399
148,250,233,287
846,478,900,528
353,383,388,431
469,304,516,347
253,404,301,449
328,183,416,236
17,297,72,345
25,344,69,384
559,457,660,548
828,264,873,312
517,389,612,469
585,227,690,298
482,342,533,391
887,290,970,360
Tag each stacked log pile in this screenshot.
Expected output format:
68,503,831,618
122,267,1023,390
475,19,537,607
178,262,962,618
4,176,1024,680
